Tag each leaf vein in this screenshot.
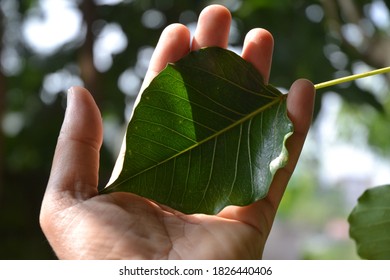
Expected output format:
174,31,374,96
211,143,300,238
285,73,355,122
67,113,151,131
179,63,276,99
228,124,242,201
164,71,248,117
131,133,181,152
134,119,198,144
138,103,218,132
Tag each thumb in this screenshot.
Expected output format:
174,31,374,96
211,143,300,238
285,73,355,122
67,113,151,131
42,87,103,207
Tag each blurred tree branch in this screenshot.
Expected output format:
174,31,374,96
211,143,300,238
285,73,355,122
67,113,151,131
79,0,103,107
0,6,5,196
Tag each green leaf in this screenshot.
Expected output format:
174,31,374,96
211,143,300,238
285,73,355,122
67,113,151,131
100,47,293,214
348,185,390,259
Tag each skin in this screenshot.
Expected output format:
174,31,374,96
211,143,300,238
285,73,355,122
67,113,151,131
40,5,315,259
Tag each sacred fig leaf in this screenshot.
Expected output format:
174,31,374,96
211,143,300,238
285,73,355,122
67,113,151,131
100,47,293,214
348,185,390,259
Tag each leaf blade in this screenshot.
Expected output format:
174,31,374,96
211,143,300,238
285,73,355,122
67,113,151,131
101,47,293,214
348,185,390,259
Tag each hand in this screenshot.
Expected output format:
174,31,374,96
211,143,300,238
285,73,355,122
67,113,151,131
40,5,315,259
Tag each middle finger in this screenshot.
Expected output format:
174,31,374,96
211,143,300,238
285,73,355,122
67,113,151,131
191,5,232,51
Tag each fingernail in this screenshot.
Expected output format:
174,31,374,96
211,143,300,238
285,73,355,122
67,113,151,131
67,87,76,108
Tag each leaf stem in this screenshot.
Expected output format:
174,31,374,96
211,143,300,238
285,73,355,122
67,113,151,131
314,66,390,90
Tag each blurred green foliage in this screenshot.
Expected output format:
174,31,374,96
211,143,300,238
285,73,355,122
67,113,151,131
0,0,389,259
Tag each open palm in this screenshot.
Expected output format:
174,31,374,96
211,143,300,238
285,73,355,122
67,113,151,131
40,5,315,259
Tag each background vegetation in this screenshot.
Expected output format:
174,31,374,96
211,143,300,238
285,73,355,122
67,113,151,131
0,0,389,259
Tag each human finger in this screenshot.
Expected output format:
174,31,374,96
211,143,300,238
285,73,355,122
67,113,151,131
191,5,231,50
241,28,274,84
42,87,102,206
266,79,315,206
140,23,191,94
